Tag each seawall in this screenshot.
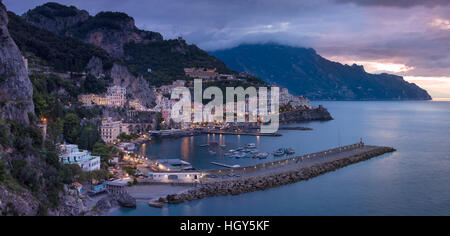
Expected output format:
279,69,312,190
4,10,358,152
164,145,395,204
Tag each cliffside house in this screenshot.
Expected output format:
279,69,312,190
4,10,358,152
59,144,101,172
107,86,127,107
184,68,219,80
100,117,130,143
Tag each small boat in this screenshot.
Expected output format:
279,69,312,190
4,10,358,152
221,145,227,148
273,148,285,156
242,149,251,153
236,146,244,151
257,152,269,159
209,151,217,155
200,144,209,147
247,143,256,148
228,149,236,153
235,153,246,159
209,142,219,146
250,150,259,154
285,148,295,155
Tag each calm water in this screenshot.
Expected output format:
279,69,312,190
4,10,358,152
111,101,450,216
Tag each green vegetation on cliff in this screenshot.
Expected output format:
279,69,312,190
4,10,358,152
7,11,115,72
124,39,234,86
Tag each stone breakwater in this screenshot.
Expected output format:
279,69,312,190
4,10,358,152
164,146,395,204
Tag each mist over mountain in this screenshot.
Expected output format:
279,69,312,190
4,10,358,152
212,44,432,101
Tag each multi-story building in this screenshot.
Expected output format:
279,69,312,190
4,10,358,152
129,99,146,111
93,95,111,106
78,94,96,106
78,94,110,106
107,86,127,107
184,68,219,80
59,144,101,172
100,118,130,143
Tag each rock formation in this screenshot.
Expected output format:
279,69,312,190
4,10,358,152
0,2,34,124
22,2,89,34
280,105,333,123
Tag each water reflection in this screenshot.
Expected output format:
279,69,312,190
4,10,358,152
114,101,450,216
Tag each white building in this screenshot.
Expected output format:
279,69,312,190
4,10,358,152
107,86,127,107
149,172,203,183
59,144,101,172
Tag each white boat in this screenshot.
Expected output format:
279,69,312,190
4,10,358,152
257,152,269,159
274,148,285,156
247,143,256,148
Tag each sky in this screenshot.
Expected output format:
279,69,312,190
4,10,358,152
4,0,450,98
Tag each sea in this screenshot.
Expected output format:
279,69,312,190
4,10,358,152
110,101,450,216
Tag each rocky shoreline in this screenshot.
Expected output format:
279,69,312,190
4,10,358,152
280,105,333,123
162,146,395,204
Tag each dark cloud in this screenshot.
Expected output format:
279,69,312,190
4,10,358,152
335,0,450,8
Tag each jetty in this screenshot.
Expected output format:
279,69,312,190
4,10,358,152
206,130,282,136
210,162,240,169
278,127,313,131
160,143,396,204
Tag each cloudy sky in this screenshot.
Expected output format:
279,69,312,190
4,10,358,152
4,0,450,98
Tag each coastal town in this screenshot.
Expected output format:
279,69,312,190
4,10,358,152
25,64,334,213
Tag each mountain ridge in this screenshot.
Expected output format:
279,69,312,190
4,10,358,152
23,2,234,85
212,44,432,101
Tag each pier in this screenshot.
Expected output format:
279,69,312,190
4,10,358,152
160,143,396,204
206,130,282,136
210,162,241,169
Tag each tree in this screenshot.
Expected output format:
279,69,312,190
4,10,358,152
78,123,101,151
81,75,107,94
92,142,117,164
63,113,80,144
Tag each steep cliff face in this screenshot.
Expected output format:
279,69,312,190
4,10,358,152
23,3,163,58
22,2,89,34
87,57,156,107
67,12,163,58
23,3,232,85
0,2,34,124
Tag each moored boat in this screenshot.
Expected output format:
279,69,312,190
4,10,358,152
274,148,285,156
285,148,295,155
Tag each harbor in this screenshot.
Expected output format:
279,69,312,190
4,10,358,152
118,141,395,208
162,144,395,205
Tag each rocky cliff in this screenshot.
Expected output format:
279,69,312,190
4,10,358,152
23,2,89,34
23,3,163,58
280,105,333,123
23,3,233,85
0,2,34,124
68,12,163,58
0,2,90,216
9,7,157,106
87,57,156,107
